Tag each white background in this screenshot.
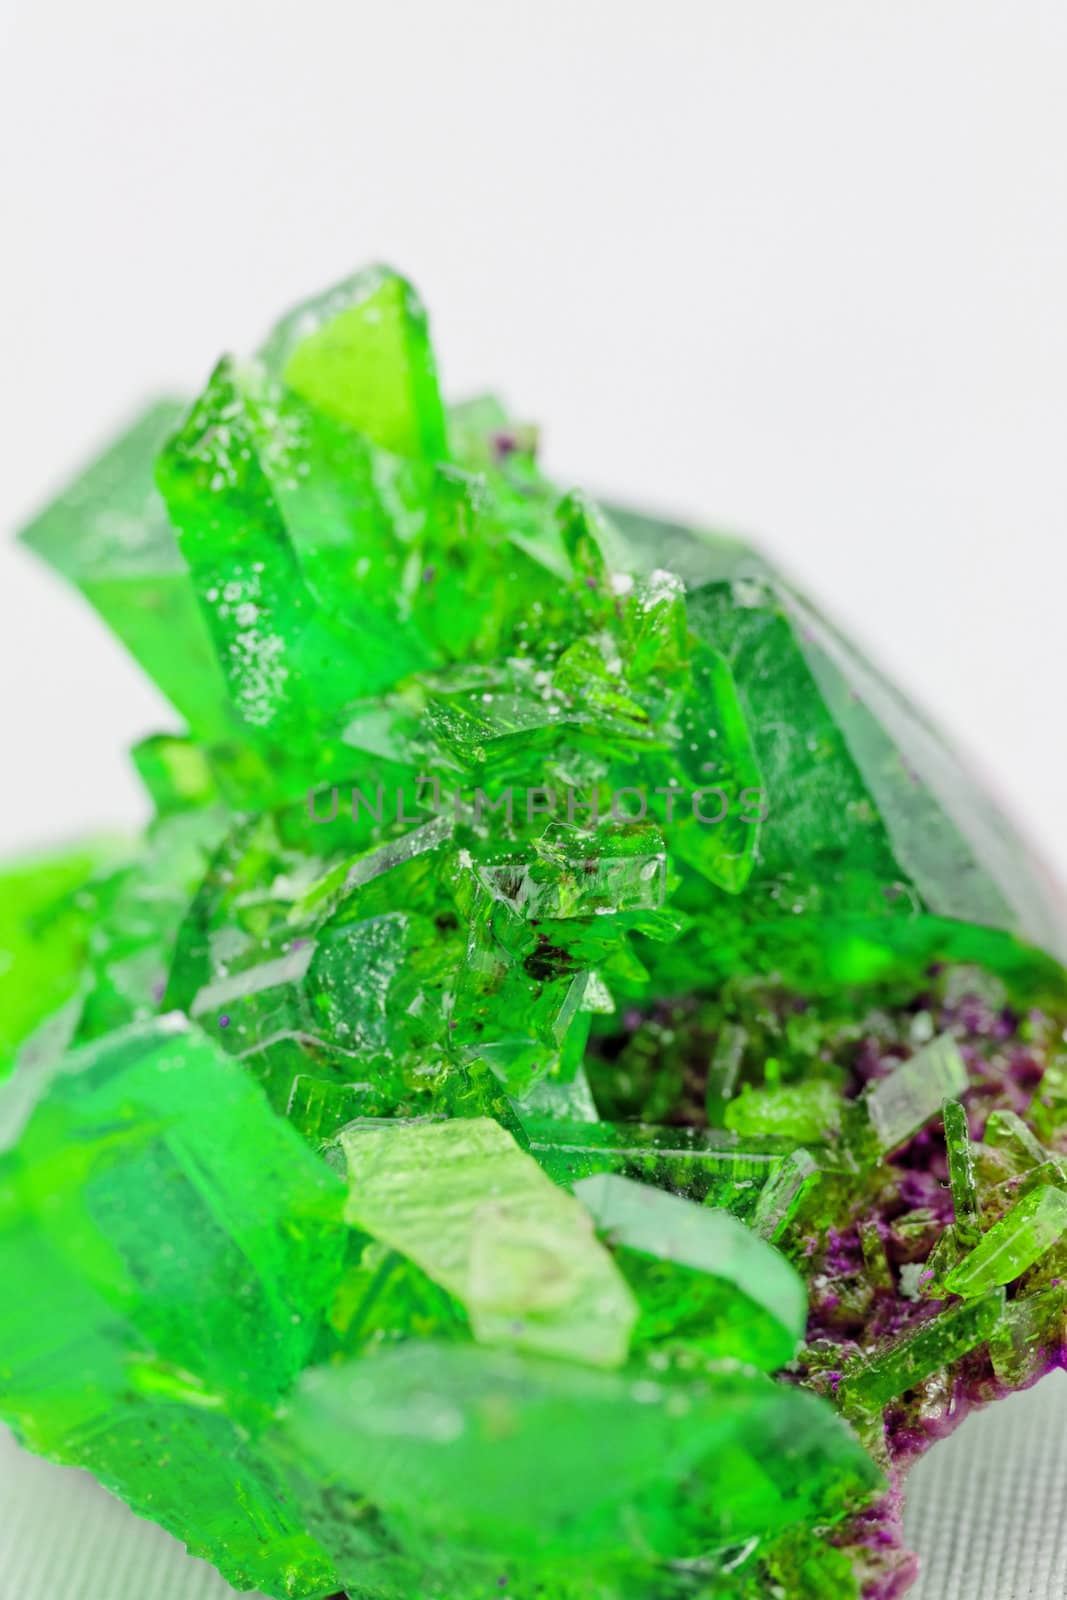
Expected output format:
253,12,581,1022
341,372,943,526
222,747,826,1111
1,0,1066,870
1,8,1066,1592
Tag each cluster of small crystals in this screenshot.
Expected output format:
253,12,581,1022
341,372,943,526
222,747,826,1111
4,267,1067,1600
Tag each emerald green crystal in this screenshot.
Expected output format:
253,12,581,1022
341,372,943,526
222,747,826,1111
0,1015,346,1594
0,839,123,1078
574,1171,805,1369
8,264,1067,1600
522,1115,814,1216
943,1184,1067,1297
942,1097,982,1248
752,1147,825,1243
836,1290,1005,1409
725,1078,842,1143
272,1341,881,1593
19,400,236,741
267,266,447,459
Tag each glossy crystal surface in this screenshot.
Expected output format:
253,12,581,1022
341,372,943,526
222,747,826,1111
6,265,1067,1600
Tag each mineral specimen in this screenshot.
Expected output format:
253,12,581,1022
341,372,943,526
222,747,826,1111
3,265,1067,1600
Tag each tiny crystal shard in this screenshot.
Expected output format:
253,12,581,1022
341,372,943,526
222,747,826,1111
5,266,1067,1600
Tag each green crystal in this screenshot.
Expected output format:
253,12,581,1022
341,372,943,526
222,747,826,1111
858,1031,968,1155
7,264,1067,1600
982,1105,1051,1171
262,265,447,459
522,1114,813,1216
725,1079,842,1143
858,1217,894,1292
753,1147,826,1243
131,731,220,814
943,1184,1067,1297
988,1283,1067,1385
0,1015,346,1594
574,1171,805,1369
19,399,236,741
272,1341,881,1594
836,1290,1005,1409
942,1097,982,1248
0,839,123,1078
338,1116,637,1367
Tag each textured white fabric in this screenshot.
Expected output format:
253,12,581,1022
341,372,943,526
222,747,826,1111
904,1371,1067,1599
3,1377,1067,1599
0,1427,259,1599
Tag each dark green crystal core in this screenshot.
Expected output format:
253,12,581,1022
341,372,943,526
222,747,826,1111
4,266,1067,1600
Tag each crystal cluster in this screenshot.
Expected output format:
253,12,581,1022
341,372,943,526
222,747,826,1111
3,267,1067,1600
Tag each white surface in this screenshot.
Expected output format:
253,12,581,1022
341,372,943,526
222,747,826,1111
0,1,1066,871
2,4,1066,1594
4,1375,1067,1597
905,1374,1067,1600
